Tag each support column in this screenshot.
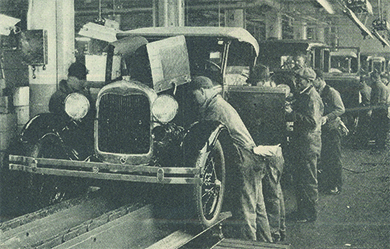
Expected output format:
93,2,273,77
316,25,325,42
293,20,307,40
225,9,245,28
27,0,75,116
265,10,282,39
157,0,185,27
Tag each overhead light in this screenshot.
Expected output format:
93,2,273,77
0,14,20,36
372,19,390,31
343,7,374,39
315,0,335,14
372,29,390,47
345,0,373,15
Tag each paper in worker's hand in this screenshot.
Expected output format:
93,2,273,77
253,144,281,157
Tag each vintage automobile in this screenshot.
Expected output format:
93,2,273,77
257,39,330,93
5,27,286,227
361,55,387,75
257,39,361,133
330,48,360,74
326,47,361,130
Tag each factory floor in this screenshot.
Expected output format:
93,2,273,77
281,143,390,249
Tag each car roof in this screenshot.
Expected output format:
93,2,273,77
258,39,328,51
117,26,259,55
330,50,358,58
366,56,385,61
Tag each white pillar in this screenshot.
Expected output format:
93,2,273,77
27,0,75,117
265,10,282,39
158,0,185,27
316,25,325,42
293,20,307,40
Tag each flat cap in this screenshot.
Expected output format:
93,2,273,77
68,62,88,80
295,67,316,81
191,76,215,90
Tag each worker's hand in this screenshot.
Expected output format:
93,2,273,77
321,116,328,125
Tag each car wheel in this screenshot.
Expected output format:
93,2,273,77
24,134,74,209
193,139,226,228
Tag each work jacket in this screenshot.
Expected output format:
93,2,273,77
319,84,345,132
291,85,324,156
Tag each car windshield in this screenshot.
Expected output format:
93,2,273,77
330,49,359,73
125,36,255,86
258,42,311,71
373,62,383,72
330,56,358,73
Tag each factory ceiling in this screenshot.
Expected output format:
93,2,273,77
1,0,389,46
0,1,386,28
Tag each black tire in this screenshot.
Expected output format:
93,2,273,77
24,134,77,209
193,140,226,228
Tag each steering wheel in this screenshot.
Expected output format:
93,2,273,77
204,60,221,72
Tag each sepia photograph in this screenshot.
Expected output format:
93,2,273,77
0,0,389,248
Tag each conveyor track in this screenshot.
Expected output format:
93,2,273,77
1,194,287,249
1,194,145,248
1,193,229,249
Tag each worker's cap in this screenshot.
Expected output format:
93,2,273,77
68,62,88,80
314,69,323,79
190,76,216,90
295,67,316,81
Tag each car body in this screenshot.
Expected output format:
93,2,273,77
363,55,387,74
257,39,330,93
257,39,361,131
325,47,361,118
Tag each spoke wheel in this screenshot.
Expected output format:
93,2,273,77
193,140,226,227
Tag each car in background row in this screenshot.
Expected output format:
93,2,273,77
257,39,361,133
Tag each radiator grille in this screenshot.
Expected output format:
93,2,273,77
98,93,151,154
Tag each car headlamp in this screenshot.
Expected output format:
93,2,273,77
152,95,178,124
64,93,90,120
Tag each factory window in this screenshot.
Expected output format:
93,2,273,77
306,26,315,40
282,15,294,39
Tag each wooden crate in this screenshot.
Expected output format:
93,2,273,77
13,86,29,106
15,105,29,125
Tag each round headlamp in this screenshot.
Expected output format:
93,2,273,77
152,95,179,124
64,93,90,120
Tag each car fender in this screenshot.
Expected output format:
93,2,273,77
5,113,69,165
182,120,228,167
18,113,68,144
